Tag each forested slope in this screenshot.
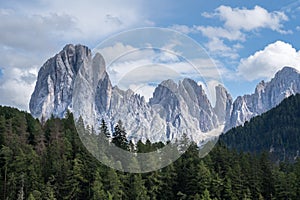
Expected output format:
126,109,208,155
0,105,300,199
220,94,300,162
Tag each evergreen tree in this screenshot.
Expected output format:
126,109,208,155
201,189,212,200
159,164,177,200
259,152,275,199
130,174,150,200
27,193,35,200
43,180,56,200
102,168,123,200
92,170,107,200
144,171,162,200
222,177,237,200
99,119,110,138
0,105,300,200
193,193,201,200
0,145,13,200
112,120,129,151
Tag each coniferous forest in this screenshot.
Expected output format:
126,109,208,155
1,95,300,199
221,94,300,162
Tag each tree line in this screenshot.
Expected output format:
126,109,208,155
0,105,300,199
220,94,300,163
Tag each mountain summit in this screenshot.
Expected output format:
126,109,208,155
29,45,300,143
225,66,300,131
30,44,91,119
29,44,225,143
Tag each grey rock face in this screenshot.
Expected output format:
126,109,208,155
30,44,225,144
30,44,300,142
29,44,91,120
225,67,300,131
95,72,112,113
149,78,219,141
214,84,233,124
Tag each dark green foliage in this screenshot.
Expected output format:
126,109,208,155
220,94,300,162
112,120,129,151
100,119,110,138
0,105,300,199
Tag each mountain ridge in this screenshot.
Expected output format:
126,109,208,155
29,44,300,143
220,93,300,162
225,66,300,131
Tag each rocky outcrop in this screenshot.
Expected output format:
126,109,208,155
225,67,300,131
214,84,233,124
30,44,300,142
29,44,91,119
30,44,225,143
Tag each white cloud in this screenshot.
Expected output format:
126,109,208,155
0,0,151,111
213,5,289,33
205,38,240,59
0,10,77,52
196,26,245,41
197,80,223,106
177,5,291,60
169,24,244,59
128,83,156,101
169,24,195,34
0,67,37,110
96,43,138,65
94,41,224,103
41,0,149,42
237,41,300,81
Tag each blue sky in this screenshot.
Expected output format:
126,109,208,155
0,0,300,110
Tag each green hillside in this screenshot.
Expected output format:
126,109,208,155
220,94,300,162
0,105,300,199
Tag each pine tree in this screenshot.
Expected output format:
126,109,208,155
210,172,222,200
92,170,107,200
222,177,237,200
100,119,110,138
44,180,56,200
144,171,163,200
76,116,85,136
159,164,177,200
130,174,150,200
27,193,35,200
201,189,212,200
102,168,123,200
0,145,13,200
193,193,201,200
259,152,274,199
196,161,211,192
17,174,24,200
112,120,128,151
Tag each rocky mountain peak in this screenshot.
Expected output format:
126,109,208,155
275,66,299,79
93,52,106,77
214,84,233,124
225,66,300,131
30,44,300,143
30,44,95,120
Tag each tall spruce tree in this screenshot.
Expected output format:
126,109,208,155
112,120,128,151
100,119,110,138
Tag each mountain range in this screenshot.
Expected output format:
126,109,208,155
29,44,300,143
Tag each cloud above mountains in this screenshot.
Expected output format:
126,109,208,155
204,5,289,33
0,1,299,111
171,5,291,59
170,5,300,85
0,0,152,110
237,41,300,81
